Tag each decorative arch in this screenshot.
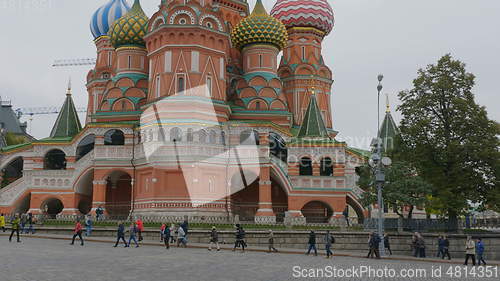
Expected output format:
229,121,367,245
169,9,196,25
248,98,268,110
346,195,366,224
270,99,286,110
43,149,66,170
199,14,223,31
301,200,333,223
295,65,316,76
111,98,135,111
41,197,64,218
76,134,95,161
150,16,166,32
104,129,125,145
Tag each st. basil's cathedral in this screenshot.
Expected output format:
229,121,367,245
0,0,394,225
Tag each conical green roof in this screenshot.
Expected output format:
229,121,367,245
297,94,330,139
379,97,399,153
49,81,82,138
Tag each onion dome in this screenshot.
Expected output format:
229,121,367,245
231,0,288,50
270,0,335,35
90,0,130,39
109,0,149,48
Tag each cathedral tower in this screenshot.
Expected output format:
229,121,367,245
271,0,335,130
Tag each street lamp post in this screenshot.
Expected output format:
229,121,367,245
372,74,389,257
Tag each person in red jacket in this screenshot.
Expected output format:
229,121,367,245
70,220,84,246
136,218,144,241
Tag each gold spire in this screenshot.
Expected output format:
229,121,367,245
386,92,390,113
66,77,72,96
251,0,267,16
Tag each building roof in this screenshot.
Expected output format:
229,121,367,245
297,94,330,139
49,81,83,138
379,95,399,153
0,99,27,135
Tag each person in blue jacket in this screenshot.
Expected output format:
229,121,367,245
113,222,127,247
476,238,486,265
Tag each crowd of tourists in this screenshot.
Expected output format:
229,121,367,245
0,213,491,265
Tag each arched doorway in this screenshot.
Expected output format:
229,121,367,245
41,198,64,218
76,134,95,161
14,194,30,214
104,129,125,145
346,196,365,224
271,176,288,223
230,170,259,222
269,132,287,162
74,169,94,215
1,156,23,188
44,149,66,170
301,201,333,223
105,171,132,218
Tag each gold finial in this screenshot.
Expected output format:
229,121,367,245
251,0,268,16
66,77,72,96
386,92,390,113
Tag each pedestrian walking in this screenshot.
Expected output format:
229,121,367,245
177,224,187,247
464,236,476,266
476,238,486,266
169,223,177,244
324,230,335,258
126,222,139,248
160,223,166,242
233,224,246,252
24,213,35,234
114,222,128,247
441,235,451,260
268,230,278,253
437,235,444,258
163,224,171,249
342,207,350,227
20,213,27,233
305,231,318,256
367,232,381,259
95,206,104,221
180,220,189,238
411,232,418,257
0,213,6,232
70,220,84,246
416,233,426,258
136,218,144,241
208,226,220,251
85,214,93,237
9,214,21,243
384,233,392,255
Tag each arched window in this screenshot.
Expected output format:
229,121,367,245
198,130,207,143
44,149,67,170
170,127,182,142
299,157,313,176
187,128,194,142
320,157,333,176
1,157,23,188
76,134,95,161
240,130,260,146
220,131,226,146
209,130,217,144
104,129,125,145
177,75,185,93
269,132,287,162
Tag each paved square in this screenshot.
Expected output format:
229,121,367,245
0,237,498,281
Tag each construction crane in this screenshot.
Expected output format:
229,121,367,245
52,58,96,67
15,107,87,134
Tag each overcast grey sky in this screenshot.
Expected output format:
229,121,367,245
1,0,499,149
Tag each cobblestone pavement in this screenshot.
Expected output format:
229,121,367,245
1,236,498,281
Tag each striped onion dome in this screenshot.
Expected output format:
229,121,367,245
90,0,130,39
108,0,149,48
231,0,288,50
270,0,335,35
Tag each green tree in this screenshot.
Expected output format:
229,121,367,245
357,160,433,219
397,54,500,222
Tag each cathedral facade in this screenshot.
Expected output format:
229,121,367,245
0,0,368,224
